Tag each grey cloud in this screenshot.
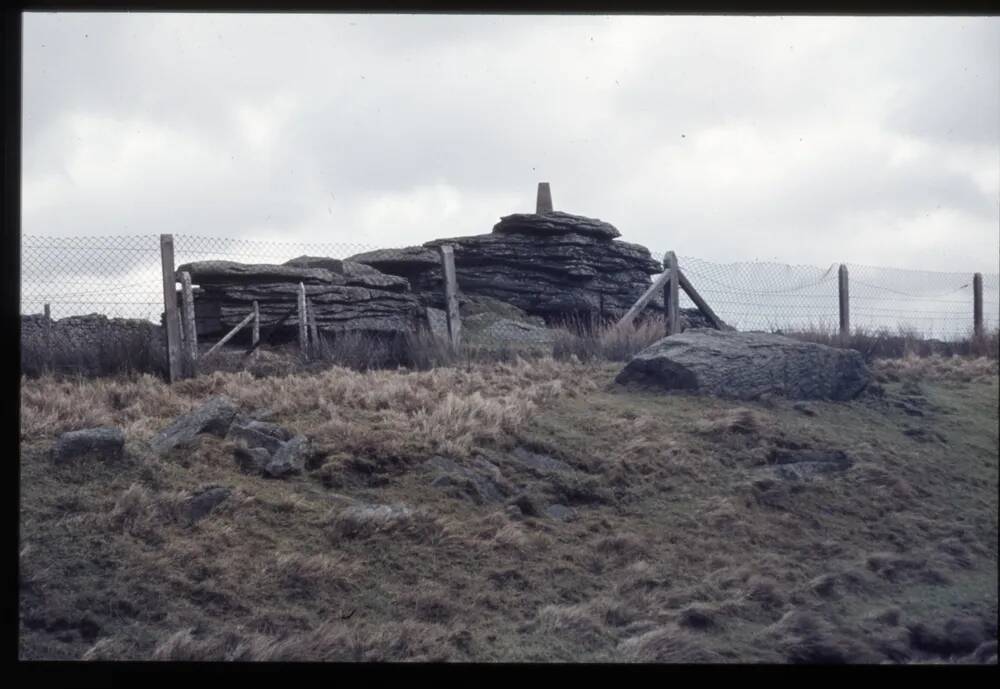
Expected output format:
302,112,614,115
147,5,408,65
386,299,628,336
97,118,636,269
20,13,1000,279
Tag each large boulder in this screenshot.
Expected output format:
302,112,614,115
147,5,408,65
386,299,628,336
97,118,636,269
615,329,872,401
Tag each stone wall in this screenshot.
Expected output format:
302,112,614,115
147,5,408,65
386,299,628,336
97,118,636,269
21,313,166,376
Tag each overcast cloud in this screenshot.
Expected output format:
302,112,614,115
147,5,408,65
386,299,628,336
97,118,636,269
21,13,1000,274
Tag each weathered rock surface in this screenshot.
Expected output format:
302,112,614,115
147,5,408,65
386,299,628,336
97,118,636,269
616,329,872,401
182,486,231,524
348,212,663,324
150,396,239,454
175,259,422,340
264,435,310,478
51,427,125,465
426,456,508,504
491,211,622,240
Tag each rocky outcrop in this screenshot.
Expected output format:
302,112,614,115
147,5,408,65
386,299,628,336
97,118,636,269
348,211,663,324
616,329,872,401
175,258,422,341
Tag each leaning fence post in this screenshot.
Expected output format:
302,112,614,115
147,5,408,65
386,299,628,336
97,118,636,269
439,244,462,349
664,251,680,335
252,300,260,347
160,234,183,383
973,273,983,338
297,282,308,357
180,271,198,376
308,298,320,357
838,264,850,340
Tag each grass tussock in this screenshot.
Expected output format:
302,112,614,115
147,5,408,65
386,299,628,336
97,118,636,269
872,354,999,383
552,316,667,363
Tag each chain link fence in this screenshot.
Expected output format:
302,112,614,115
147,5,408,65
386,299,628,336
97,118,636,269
19,233,999,378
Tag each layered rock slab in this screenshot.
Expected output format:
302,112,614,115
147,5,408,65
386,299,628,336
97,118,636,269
348,212,662,323
175,258,422,339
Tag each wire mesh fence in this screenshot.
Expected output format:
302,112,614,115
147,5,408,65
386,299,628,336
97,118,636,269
19,232,1000,378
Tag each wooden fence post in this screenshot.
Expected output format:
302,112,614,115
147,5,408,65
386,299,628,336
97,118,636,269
973,273,983,338
160,234,182,383
439,244,462,349
664,251,680,335
252,300,260,348
297,282,308,357
536,182,553,213
838,264,850,340
180,271,198,376
43,303,52,370
308,298,320,357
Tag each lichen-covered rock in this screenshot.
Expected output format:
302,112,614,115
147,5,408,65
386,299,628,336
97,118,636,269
51,427,125,465
616,329,872,401
150,396,239,454
264,435,309,478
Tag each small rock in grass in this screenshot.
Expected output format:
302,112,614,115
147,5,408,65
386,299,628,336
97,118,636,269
234,446,271,474
265,435,310,478
150,396,238,454
51,427,125,465
544,504,575,521
183,486,231,524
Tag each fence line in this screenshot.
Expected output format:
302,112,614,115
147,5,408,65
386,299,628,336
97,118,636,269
20,234,1000,363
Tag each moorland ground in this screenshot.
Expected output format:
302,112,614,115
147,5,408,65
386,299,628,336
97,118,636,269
18,354,999,662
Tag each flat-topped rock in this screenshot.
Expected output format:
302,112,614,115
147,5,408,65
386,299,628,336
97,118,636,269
616,329,872,401
176,261,334,285
492,211,621,240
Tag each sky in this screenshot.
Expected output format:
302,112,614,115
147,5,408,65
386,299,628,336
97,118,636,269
21,13,1000,277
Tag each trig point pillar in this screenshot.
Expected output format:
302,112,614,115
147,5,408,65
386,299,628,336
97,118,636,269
536,183,553,213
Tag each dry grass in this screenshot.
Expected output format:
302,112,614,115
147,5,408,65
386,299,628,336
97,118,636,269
552,316,667,363
18,352,999,663
21,357,598,461
781,325,1000,362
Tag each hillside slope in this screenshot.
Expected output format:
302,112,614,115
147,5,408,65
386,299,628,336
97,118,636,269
18,356,999,662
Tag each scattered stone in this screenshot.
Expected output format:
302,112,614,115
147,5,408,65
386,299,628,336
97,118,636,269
544,504,575,521
183,486,231,525
793,402,818,417
616,329,872,401
508,447,574,475
227,423,286,454
150,396,239,454
233,446,271,474
509,493,545,518
427,456,508,505
264,435,309,478
51,427,125,465
678,604,717,630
